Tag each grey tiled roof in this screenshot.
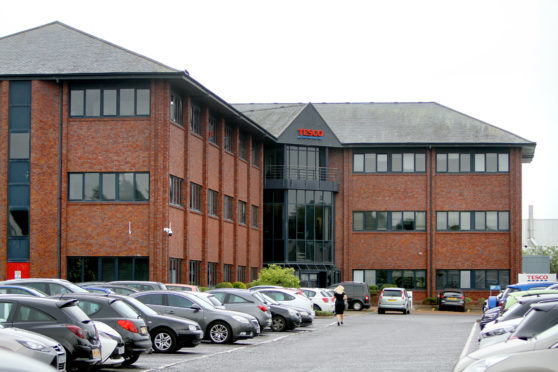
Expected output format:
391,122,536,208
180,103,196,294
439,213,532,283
0,21,179,76
234,102,535,146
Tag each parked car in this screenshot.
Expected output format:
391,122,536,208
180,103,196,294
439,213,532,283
438,289,466,312
165,284,200,292
108,281,167,291
378,287,412,314
131,290,259,344
252,291,302,332
0,285,47,297
328,281,371,311
93,320,126,366
485,281,558,310
83,287,114,294
454,300,558,371
301,288,335,312
105,293,203,353
501,289,558,312
0,323,66,371
253,288,314,326
1,278,89,295
207,288,272,329
191,292,226,309
79,283,139,296
0,348,59,372
53,293,152,366
0,295,101,369
463,348,558,372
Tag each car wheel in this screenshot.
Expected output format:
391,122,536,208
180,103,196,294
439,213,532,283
152,328,177,353
313,304,321,311
271,315,287,332
208,321,232,344
121,352,141,366
352,301,363,311
378,308,385,314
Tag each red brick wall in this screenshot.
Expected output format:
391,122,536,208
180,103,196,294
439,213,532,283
0,81,9,279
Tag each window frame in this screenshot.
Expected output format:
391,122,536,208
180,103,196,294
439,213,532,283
68,172,149,202
353,151,426,174
436,210,510,231
70,84,150,118
189,182,202,212
436,151,509,173
190,102,202,135
170,175,183,206
208,189,218,217
353,211,426,232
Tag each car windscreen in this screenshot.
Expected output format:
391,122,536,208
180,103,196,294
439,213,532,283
124,297,158,316
383,290,402,297
501,302,528,321
111,300,140,318
512,307,558,339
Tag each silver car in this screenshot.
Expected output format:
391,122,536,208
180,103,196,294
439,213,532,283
131,290,259,344
378,287,412,314
0,324,66,371
207,288,272,329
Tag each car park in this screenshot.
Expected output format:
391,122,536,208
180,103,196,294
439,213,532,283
53,293,152,366
0,285,47,297
207,288,272,329
438,289,466,312
328,282,371,311
0,295,101,369
301,288,334,312
1,278,89,295
109,280,167,291
378,287,412,314
252,291,302,332
0,323,66,371
131,290,259,344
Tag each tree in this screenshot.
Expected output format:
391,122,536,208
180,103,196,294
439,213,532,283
251,264,300,288
523,246,558,273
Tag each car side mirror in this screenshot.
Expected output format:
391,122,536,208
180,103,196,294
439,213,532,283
191,304,202,312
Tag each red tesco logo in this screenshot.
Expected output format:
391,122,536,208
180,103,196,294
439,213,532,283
527,274,549,281
297,129,324,137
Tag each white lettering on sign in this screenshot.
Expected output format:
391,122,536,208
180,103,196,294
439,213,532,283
518,273,557,282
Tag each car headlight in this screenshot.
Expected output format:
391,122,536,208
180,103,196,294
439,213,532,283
482,325,516,338
17,340,51,352
463,355,510,372
300,311,309,316
232,315,249,324
288,309,297,316
188,324,198,331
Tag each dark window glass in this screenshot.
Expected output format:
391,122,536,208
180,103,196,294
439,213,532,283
118,257,133,280
8,209,29,236
208,190,218,216
377,211,387,230
209,115,218,144
364,211,377,231
239,132,248,160
391,212,403,230
403,212,415,230
251,205,259,228
224,196,233,220
190,183,202,211
190,103,202,135
239,200,247,224
170,175,183,206
224,124,234,153
135,173,149,201
170,93,183,125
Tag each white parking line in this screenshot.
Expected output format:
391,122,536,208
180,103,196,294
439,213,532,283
459,322,478,360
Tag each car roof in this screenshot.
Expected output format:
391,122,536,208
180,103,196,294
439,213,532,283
510,289,558,298
0,294,79,308
518,293,558,304
508,282,558,290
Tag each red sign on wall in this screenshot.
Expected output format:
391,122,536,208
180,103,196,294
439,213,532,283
7,262,30,279
297,129,324,140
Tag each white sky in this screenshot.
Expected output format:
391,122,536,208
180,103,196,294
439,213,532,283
2,0,557,218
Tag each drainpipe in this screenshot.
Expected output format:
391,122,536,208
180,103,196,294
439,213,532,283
429,148,433,298
57,80,63,278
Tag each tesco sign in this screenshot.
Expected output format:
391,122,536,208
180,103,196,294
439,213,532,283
297,129,324,140
518,273,557,282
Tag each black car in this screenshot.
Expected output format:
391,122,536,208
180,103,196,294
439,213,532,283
0,295,101,369
329,282,371,311
437,289,466,312
252,291,302,332
55,293,152,366
480,306,502,330
107,294,203,353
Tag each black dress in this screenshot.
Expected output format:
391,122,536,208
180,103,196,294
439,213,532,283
334,292,346,314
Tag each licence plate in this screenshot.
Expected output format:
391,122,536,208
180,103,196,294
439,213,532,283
448,297,457,301
256,325,261,334
388,299,396,302
118,346,125,354
57,353,66,365
140,326,148,335
92,348,101,359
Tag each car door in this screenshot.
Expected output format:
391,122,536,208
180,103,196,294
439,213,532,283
135,293,167,315
223,293,252,314
166,293,206,328
8,303,61,342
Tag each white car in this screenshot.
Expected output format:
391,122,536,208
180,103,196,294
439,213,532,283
478,317,523,348
463,348,558,372
255,288,315,318
93,321,125,366
301,288,334,312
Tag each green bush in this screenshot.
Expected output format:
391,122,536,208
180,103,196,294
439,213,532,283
315,310,334,317
422,297,438,305
380,283,397,291
216,282,233,288
368,285,379,297
465,297,473,305
477,297,486,306
233,281,247,289
250,264,300,288
200,286,209,292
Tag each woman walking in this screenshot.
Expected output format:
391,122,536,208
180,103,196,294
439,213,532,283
333,285,348,326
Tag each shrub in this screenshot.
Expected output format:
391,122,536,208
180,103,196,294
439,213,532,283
251,264,300,288
200,286,209,292
315,310,334,317
368,285,379,297
233,281,247,289
422,297,438,305
465,297,473,305
380,283,397,291
216,282,233,288
477,297,486,306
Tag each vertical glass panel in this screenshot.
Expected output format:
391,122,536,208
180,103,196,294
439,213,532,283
499,270,510,288
498,212,509,230
460,271,471,288
315,242,323,262
377,212,387,230
391,154,402,172
306,190,314,204
288,204,296,239
403,153,414,172
460,153,471,172
415,153,426,172
353,212,364,231
136,89,150,115
377,270,387,288
364,211,376,231
448,270,460,288
102,173,116,200
436,270,447,290
448,212,460,230
119,173,134,201
118,258,133,280
296,205,305,239
415,271,426,289
135,258,149,280
486,270,498,287
323,241,332,263
288,190,297,204
305,241,314,262
475,154,485,172
83,257,99,282
85,89,101,116
353,154,364,172
475,211,486,230
67,257,82,283
448,153,459,172
71,90,84,116
323,191,332,205
263,240,273,262
437,212,447,230
475,271,486,289
296,241,305,262
120,89,135,116
498,154,509,172
315,205,323,239
297,190,305,204
84,173,100,200
8,162,30,184
274,240,285,262
353,270,364,282
392,270,402,287
365,153,376,172
102,258,116,281
9,107,31,130
8,209,29,236
8,185,29,205
135,173,150,201
486,153,498,172
365,270,376,286
415,212,426,230
403,271,414,288
69,174,83,200
9,133,30,159
460,212,471,230
391,212,402,230
323,206,332,240
103,89,117,115
486,211,498,231
273,204,284,239
436,154,447,172
403,211,415,230
377,154,387,172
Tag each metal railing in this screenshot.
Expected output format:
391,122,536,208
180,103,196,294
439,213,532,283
264,165,339,182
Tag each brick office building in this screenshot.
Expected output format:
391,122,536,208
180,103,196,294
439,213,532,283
1,23,536,300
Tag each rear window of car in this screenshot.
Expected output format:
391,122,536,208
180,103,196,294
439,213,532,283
63,304,91,323
383,290,403,297
513,308,558,339
111,300,140,318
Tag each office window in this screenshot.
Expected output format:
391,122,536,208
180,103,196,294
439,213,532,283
224,124,234,153
237,266,246,282
353,211,426,231
251,141,260,167
170,175,183,206
208,189,218,217
190,183,202,212
354,269,426,289
208,262,218,287
224,264,233,283
70,84,150,117
208,115,218,144
9,133,30,159
189,260,201,286
437,269,509,289
67,256,149,282
69,172,149,202
354,151,425,173
170,92,183,125
238,200,247,224
251,205,259,228
436,151,508,173
169,258,182,283
239,132,248,160
224,195,233,220
436,211,510,231
190,102,202,135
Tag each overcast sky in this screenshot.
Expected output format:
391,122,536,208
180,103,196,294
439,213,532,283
2,0,557,219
